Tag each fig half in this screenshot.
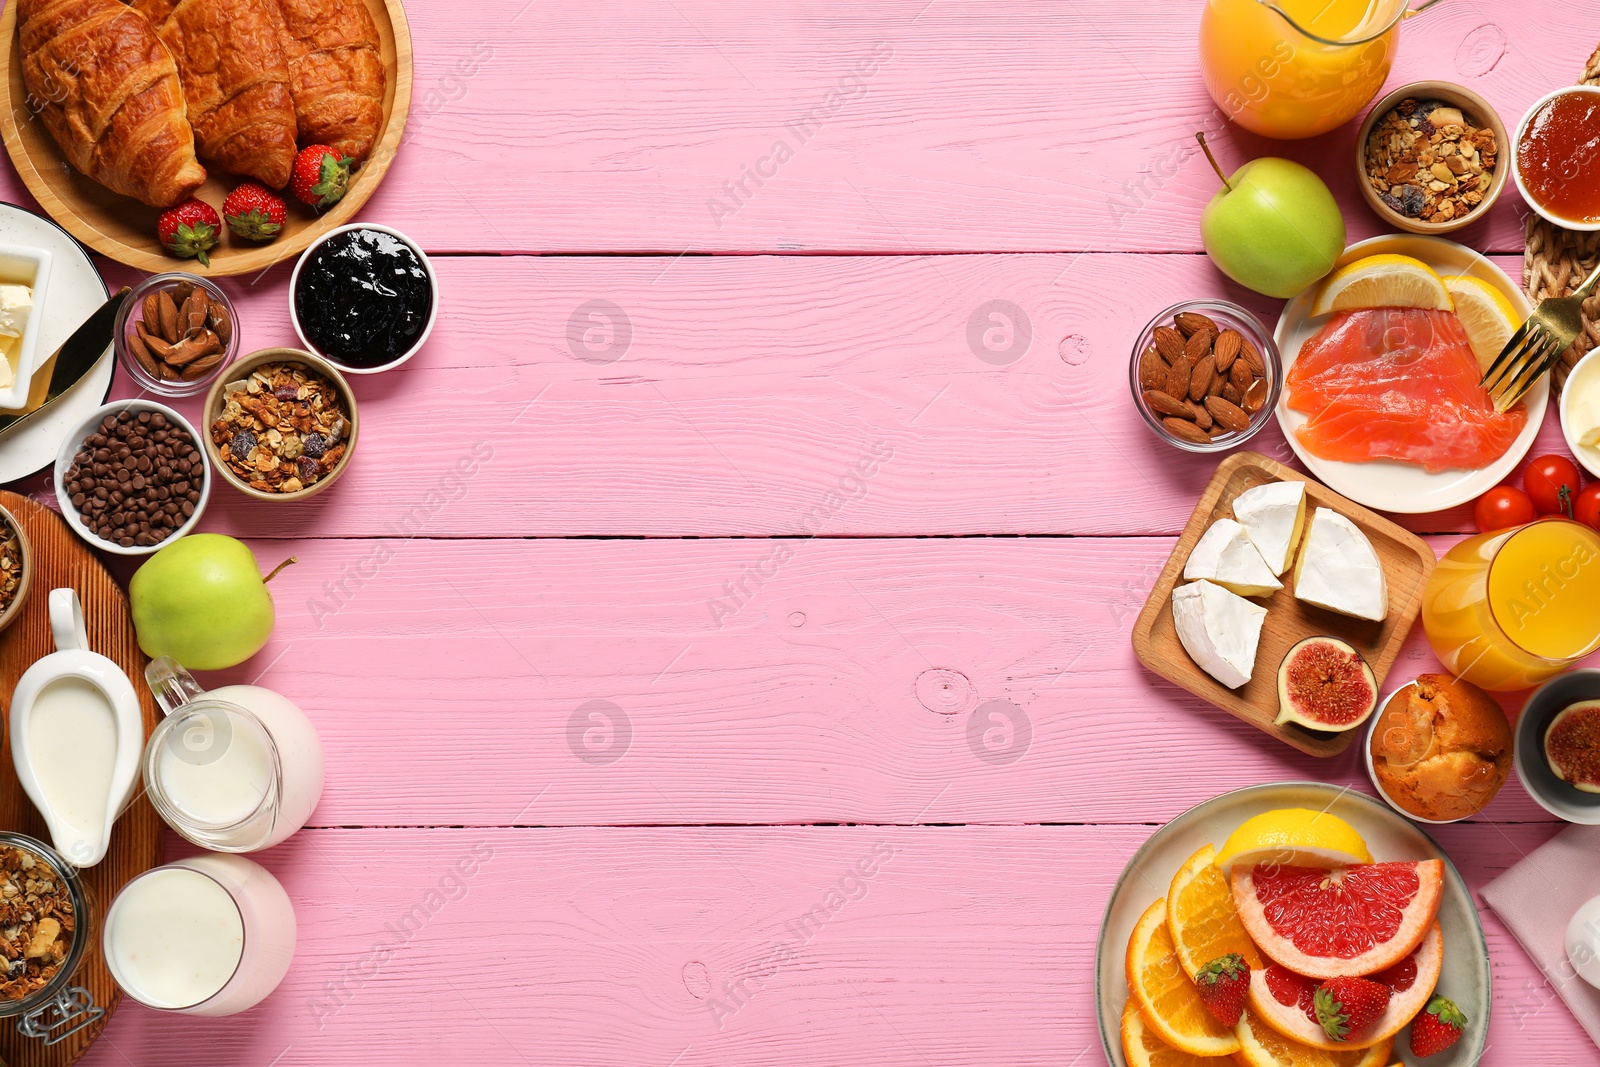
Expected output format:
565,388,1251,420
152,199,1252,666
1546,700,1600,794
1275,635,1377,732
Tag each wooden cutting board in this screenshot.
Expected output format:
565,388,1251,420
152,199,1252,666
0,491,163,1065
1132,452,1437,758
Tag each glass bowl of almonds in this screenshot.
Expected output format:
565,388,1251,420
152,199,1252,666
114,272,238,398
1129,300,1281,453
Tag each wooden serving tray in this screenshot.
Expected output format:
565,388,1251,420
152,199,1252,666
0,491,163,1066
1131,452,1436,758
0,0,413,276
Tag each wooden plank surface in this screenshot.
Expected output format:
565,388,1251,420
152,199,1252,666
72,825,1589,1067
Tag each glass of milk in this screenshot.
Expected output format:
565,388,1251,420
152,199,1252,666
103,854,295,1016
143,657,324,853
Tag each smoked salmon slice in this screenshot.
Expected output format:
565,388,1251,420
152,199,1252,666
1286,308,1526,474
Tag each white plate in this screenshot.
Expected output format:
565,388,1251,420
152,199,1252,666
1274,234,1545,514
1095,782,1490,1067
0,203,111,483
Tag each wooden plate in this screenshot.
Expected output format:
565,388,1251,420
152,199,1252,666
1131,452,1436,757
0,491,163,1065
0,0,413,276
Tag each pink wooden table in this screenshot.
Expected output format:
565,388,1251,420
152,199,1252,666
0,1,1594,1063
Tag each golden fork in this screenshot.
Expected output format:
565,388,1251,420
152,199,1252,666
1482,259,1600,412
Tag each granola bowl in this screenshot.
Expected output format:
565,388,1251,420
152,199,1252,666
0,832,99,1042
0,504,31,635
1355,81,1508,235
203,348,358,502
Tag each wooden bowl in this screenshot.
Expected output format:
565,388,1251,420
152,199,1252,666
1355,81,1509,235
0,0,413,276
202,348,359,502
0,503,30,636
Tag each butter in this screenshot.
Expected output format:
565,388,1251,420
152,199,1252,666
0,284,31,339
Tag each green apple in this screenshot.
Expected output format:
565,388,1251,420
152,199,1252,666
1197,133,1345,299
130,534,295,671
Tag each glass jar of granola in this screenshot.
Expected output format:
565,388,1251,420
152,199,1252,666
0,833,101,1045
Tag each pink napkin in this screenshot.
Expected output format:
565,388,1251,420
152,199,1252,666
1480,824,1600,1049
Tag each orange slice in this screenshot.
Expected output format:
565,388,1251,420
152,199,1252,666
1120,998,1222,1067
1167,844,1263,979
1235,1009,1394,1067
1126,898,1239,1057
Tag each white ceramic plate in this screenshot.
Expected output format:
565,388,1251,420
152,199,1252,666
0,203,112,483
1095,782,1490,1067
1274,234,1545,514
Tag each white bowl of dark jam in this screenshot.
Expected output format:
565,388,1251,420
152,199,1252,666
289,223,437,375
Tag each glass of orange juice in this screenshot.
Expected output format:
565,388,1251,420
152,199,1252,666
1422,519,1600,691
1199,0,1440,140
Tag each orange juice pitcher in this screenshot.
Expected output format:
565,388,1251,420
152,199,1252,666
1199,0,1441,140
1422,520,1600,692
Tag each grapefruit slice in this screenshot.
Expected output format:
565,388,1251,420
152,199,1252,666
1231,860,1443,979
1167,844,1263,979
1120,999,1221,1067
1126,898,1240,1056
1235,1010,1394,1067
1247,924,1443,1050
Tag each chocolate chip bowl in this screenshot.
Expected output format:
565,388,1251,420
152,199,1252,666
202,348,359,502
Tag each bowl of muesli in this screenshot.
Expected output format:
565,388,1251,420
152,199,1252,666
1356,81,1509,235
0,505,29,635
202,348,358,502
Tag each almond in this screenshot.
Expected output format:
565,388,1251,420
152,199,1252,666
1240,339,1266,375
1165,356,1191,400
1222,382,1242,406
156,290,179,342
138,321,177,361
207,301,232,347
180,352,225,380
172,279,195,307
142,291,162,328
1206,396,1251,433
1230,357,1253,392
1184,328,1213,364
182,288,208,335
128,331,161,379
1153,326,1186,364
1144,389,1191,419
1206,364,1226,399
1213,329,1243,371
1243,377,1269,413
1187,399,1214,431
1188,354,1215,402
1138,346,1166,391
163,333,214,366
1173,311,1218,339
1163,417,1212,444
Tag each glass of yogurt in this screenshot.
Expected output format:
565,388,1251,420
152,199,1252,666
142,657,324,853
103,854,295,1016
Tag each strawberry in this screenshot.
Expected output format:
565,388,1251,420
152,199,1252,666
290,145,351,210
1313,976,1391,1042
222,182,287,241
156,198,220,266
1193,953,1250,1028
1409,995,1466,1057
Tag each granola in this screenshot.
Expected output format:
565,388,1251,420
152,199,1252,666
0,843,73,1002
211,362,349,494
1364,98,1498,225
0,516,21,617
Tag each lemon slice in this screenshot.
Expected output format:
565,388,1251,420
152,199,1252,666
1443,275,1522,374
1310,254,1453,315
1213,808,1373,873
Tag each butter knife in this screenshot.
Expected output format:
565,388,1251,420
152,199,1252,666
0,287,129,437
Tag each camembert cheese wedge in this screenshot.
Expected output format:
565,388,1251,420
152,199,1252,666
1231,481,1306,576
1293,507,1387,622
1171,579,1268,689
1184,518,1282,597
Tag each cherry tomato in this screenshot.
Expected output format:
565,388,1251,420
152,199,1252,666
1575,483,1600,530
1524,454,1582,517
1474,486,1538,532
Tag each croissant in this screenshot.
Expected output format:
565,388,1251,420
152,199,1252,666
134,0,299,189
263,0,386,162
17,0,206,208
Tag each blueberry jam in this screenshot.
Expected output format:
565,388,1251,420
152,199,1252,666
295,228,432,369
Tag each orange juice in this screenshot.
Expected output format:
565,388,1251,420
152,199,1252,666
1199,0,1406,140
1422,520,1600,691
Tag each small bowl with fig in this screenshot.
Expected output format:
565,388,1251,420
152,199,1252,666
1130,300,1280,453
115,272,238,397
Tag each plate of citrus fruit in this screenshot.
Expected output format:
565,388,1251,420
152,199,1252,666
1096,782,1489,1067
1273,233,1544,514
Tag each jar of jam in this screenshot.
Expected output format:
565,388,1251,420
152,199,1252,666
1514,86,1600,230
290,225,438,373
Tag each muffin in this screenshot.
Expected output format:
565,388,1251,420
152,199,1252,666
1370,674,1513,821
